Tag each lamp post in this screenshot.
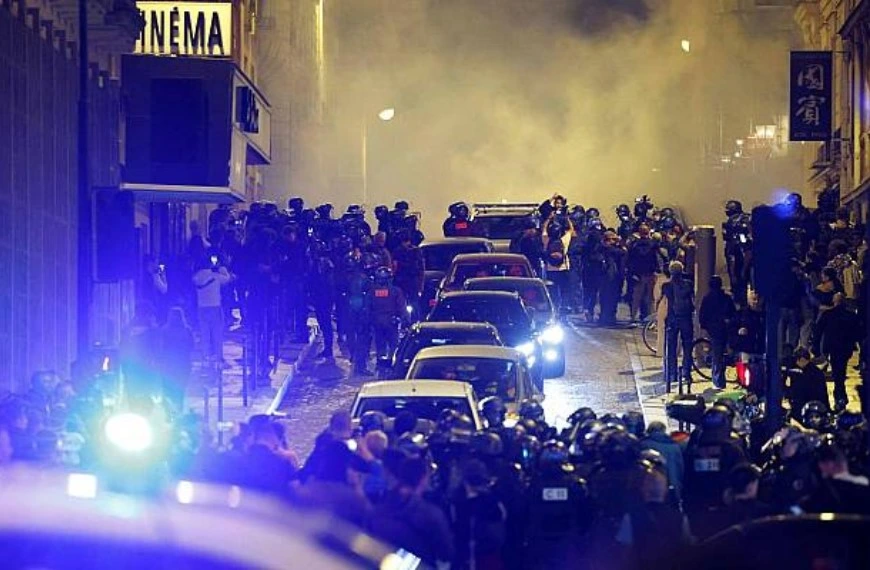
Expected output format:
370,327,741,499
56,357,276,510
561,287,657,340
77,0,92,358
361,107,395,206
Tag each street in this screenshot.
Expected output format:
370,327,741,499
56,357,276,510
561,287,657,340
278,318,645,457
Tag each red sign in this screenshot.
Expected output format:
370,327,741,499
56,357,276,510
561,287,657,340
374,288,390,298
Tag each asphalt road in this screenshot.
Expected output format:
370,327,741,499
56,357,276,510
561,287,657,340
278,320,644,458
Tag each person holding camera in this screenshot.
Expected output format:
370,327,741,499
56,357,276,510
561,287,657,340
193,254,233,366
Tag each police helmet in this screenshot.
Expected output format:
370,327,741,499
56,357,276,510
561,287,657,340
374,205,389,219
801,401,828,430
394,200,410,212
713,398,739,421
288,197,305,212
471,431,504,457
519,399,546,423
538,439,570,471
659,207,675,219
622,411,646,438
361,252,379,273
725,200,743,217
785,192,803,209
616,204,631,217
374,265,393,285
600,413,625,429
315,203,334,219
480,396,508,427
448,202,462,216
658,217,676,231
546,220,565,239
359,410,387,434
586,207,601,219
600,429,641,468
568,407,597,427
514,433,542,467
346,204,364,216
701,405,732,431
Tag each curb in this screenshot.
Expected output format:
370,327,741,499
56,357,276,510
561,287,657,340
264,329,320,416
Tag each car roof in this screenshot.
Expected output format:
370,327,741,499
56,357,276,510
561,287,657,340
412,345,523,361
465,276,548,289
0,467,390,569
356,380,475,398
420,238,492,247
438,290,521,301
411,321,500,333
451,253,530,263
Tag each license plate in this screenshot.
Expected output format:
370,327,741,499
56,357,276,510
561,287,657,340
694,458,721,472
542,488,568,501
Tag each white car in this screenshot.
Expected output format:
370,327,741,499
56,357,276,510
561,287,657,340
0,466,403,569
351,380,483,430
405,345,542,418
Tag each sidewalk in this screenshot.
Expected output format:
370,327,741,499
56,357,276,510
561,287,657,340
185,320,317,431
627,327,863,430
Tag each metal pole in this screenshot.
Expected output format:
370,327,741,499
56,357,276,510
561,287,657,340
216,362,224,446
241,333,249,407
765,301,784,430
76,0,92,357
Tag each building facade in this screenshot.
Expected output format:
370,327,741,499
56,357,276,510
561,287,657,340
796,0,870,224
0,0,140,390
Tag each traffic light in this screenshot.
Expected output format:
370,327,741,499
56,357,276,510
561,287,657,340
751,204,792,303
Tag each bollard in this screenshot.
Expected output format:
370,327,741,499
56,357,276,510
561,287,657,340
693,225,716,309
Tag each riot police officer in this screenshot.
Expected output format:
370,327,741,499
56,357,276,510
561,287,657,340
345,249,375,375
392,230,424,320
309,240,336,360
443,202,475,237
683,406,748,519
722,200,752,306
615,204,634,241
525,440,589,567
370,266,407,362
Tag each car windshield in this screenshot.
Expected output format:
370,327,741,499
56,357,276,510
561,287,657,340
429,298,530,331
407,357,519,402
473,215,535,240
422,243,488,271
395,329,501,368
356,396,473,422
449,262,531,286
468,281,551,313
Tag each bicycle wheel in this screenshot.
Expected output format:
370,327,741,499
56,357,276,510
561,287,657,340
692,338,713,380
641,319,658,355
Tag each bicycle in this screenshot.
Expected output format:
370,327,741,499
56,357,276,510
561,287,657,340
690,337,741,385
641,317,658,354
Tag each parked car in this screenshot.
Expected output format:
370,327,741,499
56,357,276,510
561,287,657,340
0,467,394,570
350,380,483,430
427,290,551,388
439,253,535,296
405,345,541,418
386,321,504,379
420,238,493,310
464,276,566,377
468,202,540,252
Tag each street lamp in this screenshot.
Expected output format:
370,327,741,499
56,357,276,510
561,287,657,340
362,107,395,206
680,39,691,53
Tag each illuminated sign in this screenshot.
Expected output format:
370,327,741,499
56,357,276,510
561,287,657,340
135,2,232,57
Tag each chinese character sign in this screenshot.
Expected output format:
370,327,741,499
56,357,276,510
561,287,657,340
790,51,832,142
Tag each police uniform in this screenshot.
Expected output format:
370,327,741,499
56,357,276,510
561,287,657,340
371,280,407,360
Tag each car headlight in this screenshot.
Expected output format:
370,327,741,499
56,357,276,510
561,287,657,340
104,412,154,453
540,325,564,344
515,342,536,357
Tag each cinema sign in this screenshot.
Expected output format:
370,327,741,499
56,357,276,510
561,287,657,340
135,1,232,57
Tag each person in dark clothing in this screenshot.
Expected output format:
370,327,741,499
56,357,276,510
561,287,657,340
369,455,454,567
512,223,544,278
693,463,774,540
659,261,695,386
279,224,310,343
814,293,861,410
239,415,297,497
450,459,507,570
300,410,365,483
392,231,424,320
309,242,336,360
625,468,688,568
294,439,373,527
698,275,736,389
120,302,163,405
159,307,195,416
641,421,684,501
581,231,607,322
803,442,870,515
599,231,626,326
786,347,829,420
626,223,659,322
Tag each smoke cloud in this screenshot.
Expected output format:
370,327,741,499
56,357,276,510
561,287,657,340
316,0,803,236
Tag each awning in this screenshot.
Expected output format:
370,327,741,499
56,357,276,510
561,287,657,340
120,183,245,204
